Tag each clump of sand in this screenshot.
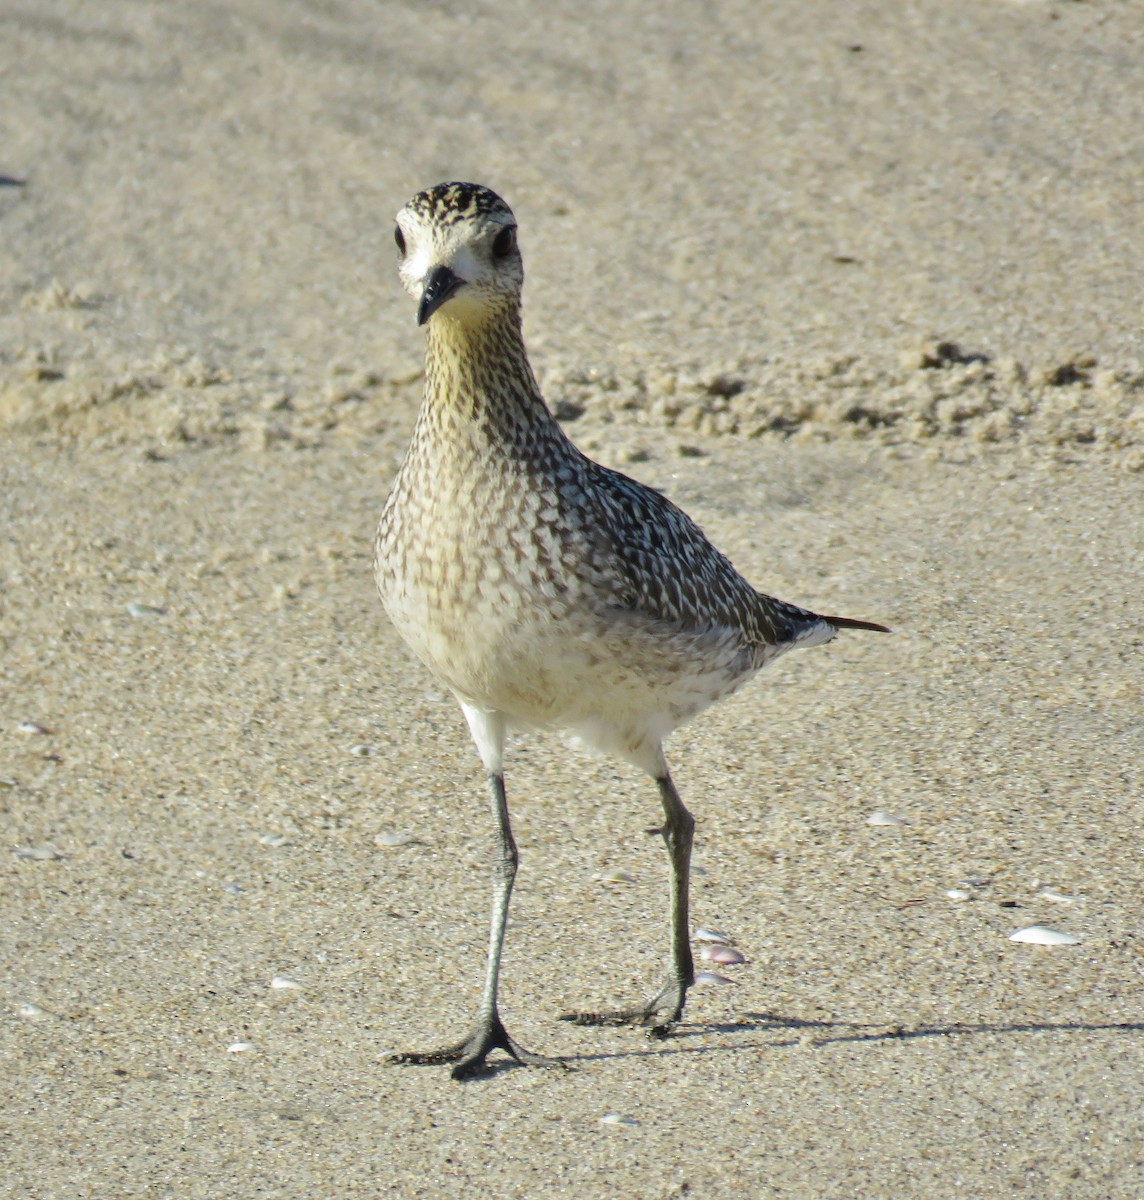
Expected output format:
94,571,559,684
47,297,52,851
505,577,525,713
4,336,1142,472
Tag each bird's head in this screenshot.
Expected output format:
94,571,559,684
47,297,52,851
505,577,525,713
395,182,522,328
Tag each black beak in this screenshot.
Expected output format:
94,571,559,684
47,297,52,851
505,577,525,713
417,265,465,326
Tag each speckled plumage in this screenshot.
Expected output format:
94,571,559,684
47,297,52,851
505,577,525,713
374,182,887,1078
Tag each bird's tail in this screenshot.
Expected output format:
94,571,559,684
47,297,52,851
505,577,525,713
821,614,891,634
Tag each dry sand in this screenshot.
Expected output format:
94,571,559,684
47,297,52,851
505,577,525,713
2,1,1142,1196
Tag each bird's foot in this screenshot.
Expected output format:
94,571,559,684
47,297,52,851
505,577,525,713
388,1011,566,1080
559,977,689,1039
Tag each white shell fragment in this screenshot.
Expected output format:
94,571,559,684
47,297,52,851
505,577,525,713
126,602,166,618
694,927,733,945
867,811,908,826
946,888,972,901
13,845,66,861
259,833,290,847
16,721,50,736
600,1113,640,1127
1038,890,1078,905
270,977,302,991
597,868,635,884
1009,926,1080,946
375,830,414,848
695,971,736,986
17,1002,49,1021
349,744,376,757
700,945,746,966
227,1041,255,1053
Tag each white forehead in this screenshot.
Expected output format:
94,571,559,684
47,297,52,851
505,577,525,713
400,234,485,288
396,203,516,289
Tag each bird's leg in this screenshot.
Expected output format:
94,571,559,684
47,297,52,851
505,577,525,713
561,771,696,1037
655,772,697,1028
390,766,564,1079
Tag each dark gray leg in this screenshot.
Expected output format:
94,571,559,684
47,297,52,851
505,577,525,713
390,771,563,1078
561,771,696,1036
656,772,697,1025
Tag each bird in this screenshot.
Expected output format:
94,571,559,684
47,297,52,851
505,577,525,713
374,181,889,1079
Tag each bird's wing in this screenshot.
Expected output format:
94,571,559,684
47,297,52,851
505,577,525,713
579,459,811,647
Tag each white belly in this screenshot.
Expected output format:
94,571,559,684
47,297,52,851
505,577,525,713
380,555,783,772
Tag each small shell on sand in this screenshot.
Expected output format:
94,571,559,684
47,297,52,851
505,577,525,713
1009,926,1079,946
946,888,972,901
375,830,414,847
600,1113,640,1127
259,833,290,847
270,976,302,990
596,868,636,884
227,1041,255,1053
696,971,736,985
17,1002,49,1021
349,744,376,757
700,945,746,965
694,927,733,945
16,721,50,736
1038,890,1078,905
13,845,66,860
126,602,166,617
867,811,908,826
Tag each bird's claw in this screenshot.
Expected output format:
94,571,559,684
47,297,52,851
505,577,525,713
388,1012,566,1079
559,978,688,1036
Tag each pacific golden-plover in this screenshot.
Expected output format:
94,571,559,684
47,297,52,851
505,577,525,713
375,182,889,1079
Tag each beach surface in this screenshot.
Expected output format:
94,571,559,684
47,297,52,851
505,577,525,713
2,2,1142,1196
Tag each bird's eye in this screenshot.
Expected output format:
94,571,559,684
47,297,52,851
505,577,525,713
394,226,406,256
492,225,517,259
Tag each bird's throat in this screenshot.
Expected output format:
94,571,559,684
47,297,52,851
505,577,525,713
422,307,550,436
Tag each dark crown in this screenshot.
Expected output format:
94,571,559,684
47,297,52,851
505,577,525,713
405,182,515,226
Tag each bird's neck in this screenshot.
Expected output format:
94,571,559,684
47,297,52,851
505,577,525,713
419,304,553,442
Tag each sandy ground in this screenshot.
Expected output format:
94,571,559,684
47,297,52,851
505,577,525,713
2,1,1143,1197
